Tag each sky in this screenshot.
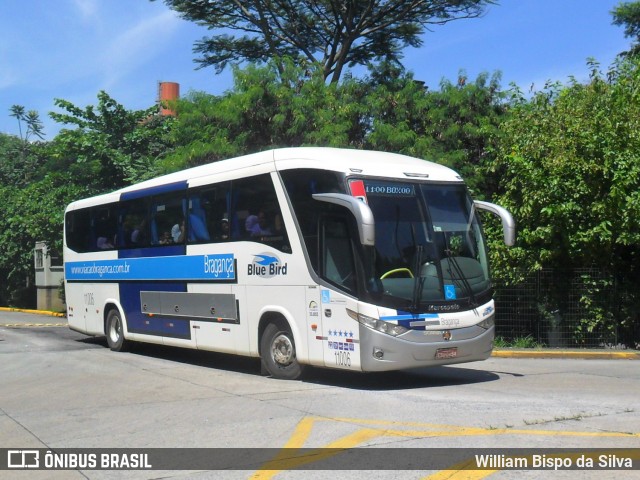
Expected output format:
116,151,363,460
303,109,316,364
0,0,632,140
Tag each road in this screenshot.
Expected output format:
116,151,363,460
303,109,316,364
1,311,638,479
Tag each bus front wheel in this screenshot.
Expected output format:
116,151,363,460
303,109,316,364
260,322,304,380
106,309,129,352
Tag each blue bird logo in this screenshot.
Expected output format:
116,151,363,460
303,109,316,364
254,254,279,266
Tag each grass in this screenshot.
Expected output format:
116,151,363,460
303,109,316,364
494,335,546,349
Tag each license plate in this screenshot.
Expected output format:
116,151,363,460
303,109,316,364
435,347,458,359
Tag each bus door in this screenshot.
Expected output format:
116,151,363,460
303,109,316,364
305,285,323,365
319,215,361,371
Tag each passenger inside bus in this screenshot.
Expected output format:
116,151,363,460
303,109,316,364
97,236,114,250
216,217,230,240
250,210,272,236
245,214,258,235
171,220,185,243
130,219,147,245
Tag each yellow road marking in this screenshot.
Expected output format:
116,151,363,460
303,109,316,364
251,416,639,478
0,323,67,327
0,307,65,317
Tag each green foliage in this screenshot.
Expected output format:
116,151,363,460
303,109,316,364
10,105,45,141
156,59,371,172
612,1,640,57
48,91,174,190
158,58,507,182
491,58,640,344
363,69,506,195
0,174,89,305
493,58,640,272
494,335,544,349
4,106,48,187
574,273,616,345
0,133,39,187
0,93,174,305
157,0,494,83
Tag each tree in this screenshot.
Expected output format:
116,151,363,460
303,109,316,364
9,105,45,142
0,133,34,186
48,91,174,190
5,106,47,186
0,91,177,307
157,0,495,83
0,174,89,306
490,58,640,344
158,58,509,192
156,58,370,172
363,69,506,195
612,1,640,57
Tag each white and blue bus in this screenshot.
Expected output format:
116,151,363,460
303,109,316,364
64,147,515,379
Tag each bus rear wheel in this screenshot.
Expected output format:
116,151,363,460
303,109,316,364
260,322,304,380
106,309,129,352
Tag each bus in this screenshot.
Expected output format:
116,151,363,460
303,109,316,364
63,147,515,379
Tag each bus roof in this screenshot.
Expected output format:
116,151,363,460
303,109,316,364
273,147,461,182
68,148,462,210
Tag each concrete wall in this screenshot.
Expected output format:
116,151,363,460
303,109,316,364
34,241,64,312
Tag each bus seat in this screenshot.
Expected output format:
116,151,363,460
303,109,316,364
188,197,210,242
150,218,159,244
189,213,210,242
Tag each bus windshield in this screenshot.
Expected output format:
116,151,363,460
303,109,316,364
351,179,491,311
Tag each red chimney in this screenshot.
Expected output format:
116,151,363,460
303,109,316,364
158,82,179,116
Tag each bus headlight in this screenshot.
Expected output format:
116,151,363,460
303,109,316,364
477,314,495,330
347,309,408,337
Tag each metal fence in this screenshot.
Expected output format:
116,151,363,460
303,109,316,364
493,268,639,349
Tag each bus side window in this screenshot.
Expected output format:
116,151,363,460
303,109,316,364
152,192,186,245
66,208,93,253
194,184,231,242
231,174,291,252
119,199,150,248
95,205,117,250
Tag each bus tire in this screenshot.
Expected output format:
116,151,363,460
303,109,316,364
106,308,129,352
260,322,304,380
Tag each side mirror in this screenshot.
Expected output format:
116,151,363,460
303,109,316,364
312,193,375,246
474,200,516,246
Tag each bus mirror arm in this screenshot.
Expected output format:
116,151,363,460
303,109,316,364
312,193,375,246
474,200,516,246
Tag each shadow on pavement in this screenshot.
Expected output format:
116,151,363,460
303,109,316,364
77,335,501,390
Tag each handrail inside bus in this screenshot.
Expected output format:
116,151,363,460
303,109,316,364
312,193,375,246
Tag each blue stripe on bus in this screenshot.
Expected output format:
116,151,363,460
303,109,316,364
65,254,236,282
120,282,190,339
116,242,192,339
127,316,191,339
379,313,439,321
120,180,188,201
380,312,439,330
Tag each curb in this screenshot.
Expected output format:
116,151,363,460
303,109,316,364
492,349,640,360
0,307,66,318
